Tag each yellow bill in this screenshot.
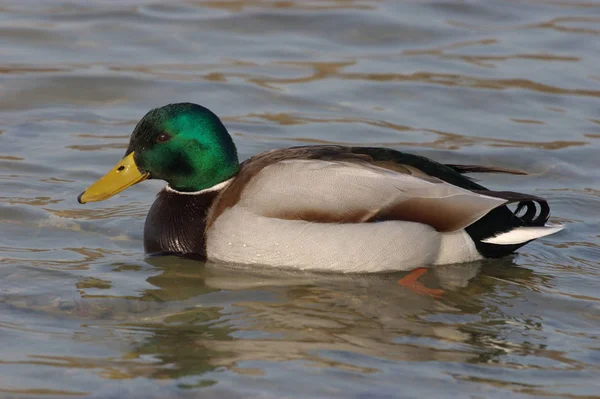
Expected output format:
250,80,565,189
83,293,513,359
78,152,149,204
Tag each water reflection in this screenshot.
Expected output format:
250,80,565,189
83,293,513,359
27,257,546,379
1,248,596,396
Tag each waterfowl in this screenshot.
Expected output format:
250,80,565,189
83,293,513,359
78,103,563,277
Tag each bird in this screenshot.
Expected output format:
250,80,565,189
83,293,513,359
78,103,563,296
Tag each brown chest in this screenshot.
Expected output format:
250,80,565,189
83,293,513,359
143,189,218,259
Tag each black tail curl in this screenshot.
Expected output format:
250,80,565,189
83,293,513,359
466,190,551,258
474,190,550,226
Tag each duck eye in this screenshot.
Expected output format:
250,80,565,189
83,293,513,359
157,132,171,143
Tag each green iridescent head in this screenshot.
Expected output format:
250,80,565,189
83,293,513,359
128,103,239,191
78,103,239,203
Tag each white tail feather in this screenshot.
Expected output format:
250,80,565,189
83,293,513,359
481,224,564,245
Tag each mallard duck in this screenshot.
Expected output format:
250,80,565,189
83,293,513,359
78,103,563,276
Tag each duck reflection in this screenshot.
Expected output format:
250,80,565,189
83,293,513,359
31,256,543,381
4,254,545,382
95,256,538,379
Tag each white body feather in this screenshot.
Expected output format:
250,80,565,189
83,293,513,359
206,206,482,272
205,160,495,272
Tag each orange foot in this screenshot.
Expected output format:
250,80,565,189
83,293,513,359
398,267,445,298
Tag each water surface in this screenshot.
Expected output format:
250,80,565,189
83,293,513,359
1,1,599,398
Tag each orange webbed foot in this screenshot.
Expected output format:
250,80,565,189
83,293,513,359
398,267,445,298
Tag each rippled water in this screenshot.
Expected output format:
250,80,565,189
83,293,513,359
1,1,599,398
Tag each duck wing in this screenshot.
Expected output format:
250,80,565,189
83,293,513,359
338,147,559,254
445,164,527,175
209,146,508,233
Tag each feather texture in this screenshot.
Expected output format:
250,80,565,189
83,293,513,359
206,206,482,272
231,159,507,232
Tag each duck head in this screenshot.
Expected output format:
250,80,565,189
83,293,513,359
78,103,239,203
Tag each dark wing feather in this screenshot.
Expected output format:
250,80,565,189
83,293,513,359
445,164,527,175
349,147,488,190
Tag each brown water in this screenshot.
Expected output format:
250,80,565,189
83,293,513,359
1,1,599,398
